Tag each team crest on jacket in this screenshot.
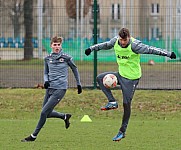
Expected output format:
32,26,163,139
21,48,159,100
59,58,64,62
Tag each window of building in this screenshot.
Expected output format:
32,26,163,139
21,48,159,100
91,4,100,20
43,0,45,14
92,28,100,38
69,28,75,38
112,3,120,20
151,3,159,14
151,27,160,39
177,6,181,14
111,27,119,37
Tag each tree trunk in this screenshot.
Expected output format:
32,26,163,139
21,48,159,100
14,15,21,38
24,0,33,60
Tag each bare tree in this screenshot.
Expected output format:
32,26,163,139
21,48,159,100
65,0,91,38
24,0,33,60
10,0,23,38
0,0,23,38
65,0,92,19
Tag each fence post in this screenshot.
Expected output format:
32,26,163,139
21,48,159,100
37,0,43,58
93,0,97,89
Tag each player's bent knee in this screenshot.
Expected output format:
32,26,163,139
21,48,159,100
96,75,102,82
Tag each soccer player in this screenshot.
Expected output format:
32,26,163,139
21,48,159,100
85,28,176,141
21,36,82,142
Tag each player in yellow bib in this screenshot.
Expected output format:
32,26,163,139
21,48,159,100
85,28,176,141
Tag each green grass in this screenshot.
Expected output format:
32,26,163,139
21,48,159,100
0,89,181,150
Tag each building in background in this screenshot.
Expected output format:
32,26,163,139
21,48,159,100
0,0,180,41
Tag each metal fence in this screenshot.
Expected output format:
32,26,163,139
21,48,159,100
0,0,181,89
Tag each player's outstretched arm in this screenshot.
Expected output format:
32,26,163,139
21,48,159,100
67,57,82,94
131,39,177,59
84,37,117,56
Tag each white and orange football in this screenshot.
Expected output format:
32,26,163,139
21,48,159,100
103,74,117,88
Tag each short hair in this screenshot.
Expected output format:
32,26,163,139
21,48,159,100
51,36,63,44
118,28,130,39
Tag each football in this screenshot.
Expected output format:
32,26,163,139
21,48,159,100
103,74,118,88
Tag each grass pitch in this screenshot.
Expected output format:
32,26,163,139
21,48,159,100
0,89,181,150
